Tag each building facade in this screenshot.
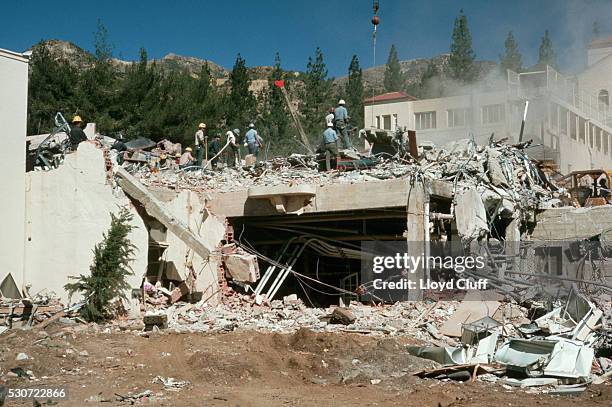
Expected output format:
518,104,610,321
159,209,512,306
364,43,612,173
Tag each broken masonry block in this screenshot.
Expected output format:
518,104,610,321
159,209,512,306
330,307,356,325
143,312,168,331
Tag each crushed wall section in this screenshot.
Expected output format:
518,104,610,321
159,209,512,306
153,190,225,303
23,143,148,303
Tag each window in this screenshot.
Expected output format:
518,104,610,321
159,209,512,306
550,103,558,130
375,116,381,129
560,108,568,134
598,89,609,108
392,114,398,131
570,114,577,140
415,111,436,130
482,104,505,124
447,108,471,128
382,115,391,130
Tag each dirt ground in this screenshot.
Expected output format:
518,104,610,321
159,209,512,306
0,324,610,406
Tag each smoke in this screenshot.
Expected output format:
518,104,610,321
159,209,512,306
418,63,508,100
559,0,612,73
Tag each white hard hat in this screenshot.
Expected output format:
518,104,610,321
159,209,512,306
249,123,254,128
338,99,346,105
327,122,334,127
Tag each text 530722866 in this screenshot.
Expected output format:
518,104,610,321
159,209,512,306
7,387,68,399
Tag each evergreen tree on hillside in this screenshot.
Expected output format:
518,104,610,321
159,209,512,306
418,60,442,98
28,43,79,134
500,31,523,73
262,52,292,154
77,20,119,132
119,47,160,137
383,45,403,92
346,55,364,128
448,9,477,83
189,64,224,136
538,30,557,68
227,53,255,129
300,47,333,145
593,21,601,38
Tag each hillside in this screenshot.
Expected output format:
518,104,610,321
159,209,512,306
36,39,498,95
334,54,498,94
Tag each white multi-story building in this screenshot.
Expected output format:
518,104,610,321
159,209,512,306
364,39,612,173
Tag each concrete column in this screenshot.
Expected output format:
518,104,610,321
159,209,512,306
0,50,29,296
405,177,426,301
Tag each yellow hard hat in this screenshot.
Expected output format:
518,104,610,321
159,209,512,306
185,147,192,152
175,153,181,158
160,153,167,159
198,123,206,129
72,115,82,123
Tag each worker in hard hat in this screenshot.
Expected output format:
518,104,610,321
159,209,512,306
179,147,196,168
208,134,222,169
322,122,338,170
158,153,168,170
244,123,263,160
325,107,335,127
334,99,352,149
69,115,88,150
194,122,207,167
226,128,240,167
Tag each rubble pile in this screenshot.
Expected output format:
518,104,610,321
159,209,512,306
125,139,564,213
148,294,460,341
0,293,67,332
409,286,611,393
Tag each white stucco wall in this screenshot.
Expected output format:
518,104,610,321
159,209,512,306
578,54,612,107
0,49,29,294
587,46,612,67
23,143,148,303
364,91,518,146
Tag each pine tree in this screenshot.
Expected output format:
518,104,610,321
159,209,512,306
448,9,477,83
538,30,557,68
418,60,442,98
227,53,255,129
28,43,79,134
77,20,119,133
120,47,159,137
500,31,523,73
300,47,333,144
263,52,292,154
383,45,403,92
64,207,136,322
346,55,364,128
593,21,601,38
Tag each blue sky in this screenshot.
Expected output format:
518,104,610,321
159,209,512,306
1,0,610,76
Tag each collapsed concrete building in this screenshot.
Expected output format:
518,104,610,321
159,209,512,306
2,45,611,312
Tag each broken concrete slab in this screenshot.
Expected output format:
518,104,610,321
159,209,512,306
532,205,612,240
440,297,500,337
223,252,260,283
454,189,489,239
116,167,213,261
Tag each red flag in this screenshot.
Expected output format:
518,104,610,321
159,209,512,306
274,80,285,89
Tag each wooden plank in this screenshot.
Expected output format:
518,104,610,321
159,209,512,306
34,310,66,329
